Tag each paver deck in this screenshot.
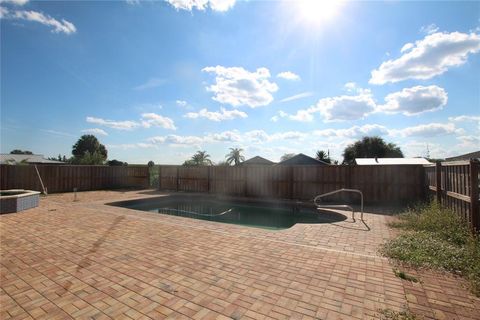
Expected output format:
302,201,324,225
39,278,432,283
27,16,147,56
1,190,479,319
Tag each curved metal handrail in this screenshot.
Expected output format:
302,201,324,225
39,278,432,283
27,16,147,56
157,207,232,217
314,188,363,221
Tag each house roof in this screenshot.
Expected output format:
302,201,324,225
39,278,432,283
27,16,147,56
0,154,64,164
240,156,275,165
355,158,431,165
445,151,480,161
277,153,329,166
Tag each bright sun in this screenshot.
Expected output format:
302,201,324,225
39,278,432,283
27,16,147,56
296,0,343,26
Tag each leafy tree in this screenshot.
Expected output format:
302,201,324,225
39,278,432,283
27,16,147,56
280,153,296,162
225,148,245,166
315,150,332,164
72,135,107,164
10,149,33,155
183,151,212,166
342,136,403,165
107,159,128,166
216,160,231,166
147,160,155,167
70,151,106,165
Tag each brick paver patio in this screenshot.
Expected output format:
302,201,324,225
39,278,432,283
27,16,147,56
1,190,479,319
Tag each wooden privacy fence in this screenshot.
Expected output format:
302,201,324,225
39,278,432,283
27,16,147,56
157,165,425,204
425,160,479,231
0,165,149,193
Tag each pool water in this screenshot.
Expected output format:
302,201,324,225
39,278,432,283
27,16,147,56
112,196,346,230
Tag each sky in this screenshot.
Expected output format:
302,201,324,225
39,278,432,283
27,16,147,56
1,0,479,164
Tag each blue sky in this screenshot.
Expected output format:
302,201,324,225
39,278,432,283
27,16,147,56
1,0,479,164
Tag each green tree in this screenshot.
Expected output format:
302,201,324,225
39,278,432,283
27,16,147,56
10,149,33,155
342,136,403,165
280,153,296,162
183,151,212,166
71,135,107,164
315,150,332,164
107,159,128,166
147,160,155,167
225,148,245,166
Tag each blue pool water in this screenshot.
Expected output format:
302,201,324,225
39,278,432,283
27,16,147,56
110,196,347,230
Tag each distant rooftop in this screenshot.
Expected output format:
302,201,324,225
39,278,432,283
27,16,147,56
0,154,64,165
445,151,480,161
277,153,329,166
240,156,275,166
355,158,431,165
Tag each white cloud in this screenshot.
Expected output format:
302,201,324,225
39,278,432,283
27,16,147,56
277,89,375,122
420,23,439,35
41,129,75,137
378,85,448,115
82,128,108,136
390,123,463,137
184,107,247,121
343,82,357,92
313,124,389,139
87,113,176,131
277,71,300,81
202,66,278,108
280,85,449,122
293,89,376,122
125,0,140,4
0,0,29,5
166,0,235,12
176,100,188,107
141,113,176,130
1,9,76,34
448,115,480,122
86,116,139,130
133,78,166,90
370,32,480,84
107,143,156,150
457,135,480,148
279,91,313,103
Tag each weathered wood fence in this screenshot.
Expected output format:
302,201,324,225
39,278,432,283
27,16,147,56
157,165,425,204
424,160,479,231
0,165,149,193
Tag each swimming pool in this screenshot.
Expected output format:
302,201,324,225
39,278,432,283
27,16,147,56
109,195,347,230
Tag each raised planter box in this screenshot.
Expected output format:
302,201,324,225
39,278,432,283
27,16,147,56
0,190,40,214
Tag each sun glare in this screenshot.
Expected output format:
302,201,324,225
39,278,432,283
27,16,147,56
296,0,343,26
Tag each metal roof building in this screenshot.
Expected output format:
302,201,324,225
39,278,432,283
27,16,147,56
0,154,64,165
355,158,432,165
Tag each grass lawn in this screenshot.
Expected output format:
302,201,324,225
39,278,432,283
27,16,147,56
382,201,480,296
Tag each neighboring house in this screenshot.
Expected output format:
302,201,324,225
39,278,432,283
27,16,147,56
277,153,329,166
355,158,432,165
445,151,480,161
240,156,275,166
0,154,65,165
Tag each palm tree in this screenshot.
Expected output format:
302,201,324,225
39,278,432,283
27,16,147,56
191,150,212,166
225,148,245,165
315,150,331,164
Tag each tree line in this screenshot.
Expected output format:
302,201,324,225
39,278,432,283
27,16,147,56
9,135,406,166
182,136,404,166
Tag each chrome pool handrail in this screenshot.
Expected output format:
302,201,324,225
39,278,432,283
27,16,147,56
157,207,233,217
313,188,364,221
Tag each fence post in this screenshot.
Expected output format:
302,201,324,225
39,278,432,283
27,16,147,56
207,166,211,193
436,161,442,204
470,159,479,233
244,166,248,197
176,166,179,192
289,166,294,199
158,166,162,190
